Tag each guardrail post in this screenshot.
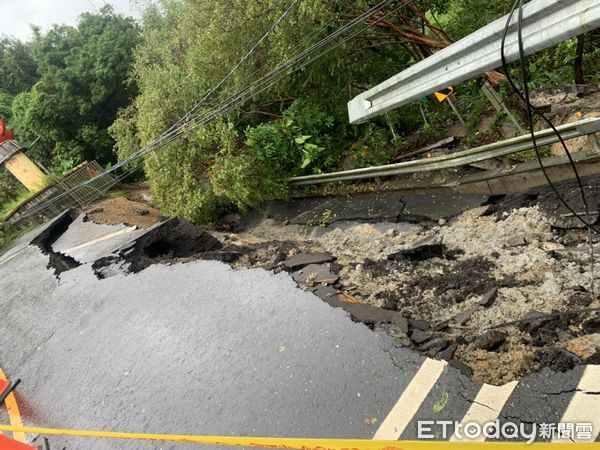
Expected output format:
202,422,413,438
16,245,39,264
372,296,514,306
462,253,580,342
588,133,600,153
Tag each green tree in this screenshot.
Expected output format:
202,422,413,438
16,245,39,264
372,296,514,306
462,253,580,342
10,6,141,171
112,0,415,220
0,38,38,97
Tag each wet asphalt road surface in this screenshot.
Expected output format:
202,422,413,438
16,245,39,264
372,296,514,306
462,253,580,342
0,216,599,449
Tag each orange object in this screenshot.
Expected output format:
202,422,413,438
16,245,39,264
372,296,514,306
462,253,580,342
434,87,454,102
0,119,14,144
0,435,36,450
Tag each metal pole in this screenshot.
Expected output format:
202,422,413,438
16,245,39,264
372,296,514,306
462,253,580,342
446,97,467,131
481,81,525,133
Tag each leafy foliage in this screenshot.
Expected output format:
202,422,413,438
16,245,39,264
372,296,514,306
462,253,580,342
5,6,140,172
2,0,599,225
111,0,414,219
108,0,600,222
0,38,38,97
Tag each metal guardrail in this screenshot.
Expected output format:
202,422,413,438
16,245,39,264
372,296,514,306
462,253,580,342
347,0,600,124
290,118,600,186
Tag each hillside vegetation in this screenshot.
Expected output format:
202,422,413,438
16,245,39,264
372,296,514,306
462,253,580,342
1,1,599,223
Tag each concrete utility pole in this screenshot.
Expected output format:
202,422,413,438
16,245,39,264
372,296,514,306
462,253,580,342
347,0,600,124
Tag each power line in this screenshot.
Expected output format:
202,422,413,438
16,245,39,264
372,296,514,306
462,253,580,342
501,0,599,233
9,0,414,223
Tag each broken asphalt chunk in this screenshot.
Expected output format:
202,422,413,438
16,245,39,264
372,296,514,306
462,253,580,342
283,252,335,270
531,328,558,347
473,330,506,351
517,310,553,333
533,347,580,372
391,314,409,334
582,315,600,334
420,337,451,355
343,303,396,325
292,264,339,287
200,246,245,263
408,318,430,331
437,343,458,361
453,307,479,326
387,236,445,262
92,218,222,275
449,359,473,378
433,319,451,332
410,329,432,345
478,288,498,307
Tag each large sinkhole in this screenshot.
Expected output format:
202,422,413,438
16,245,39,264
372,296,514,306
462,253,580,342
35,175,600,385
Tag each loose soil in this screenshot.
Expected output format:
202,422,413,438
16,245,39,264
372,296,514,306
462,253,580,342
84,185,161,228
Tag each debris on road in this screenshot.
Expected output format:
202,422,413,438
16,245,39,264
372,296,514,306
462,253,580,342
46,175,600,385
283,252,335,269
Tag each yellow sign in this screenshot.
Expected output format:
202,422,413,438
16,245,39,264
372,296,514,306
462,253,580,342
434,87,454,102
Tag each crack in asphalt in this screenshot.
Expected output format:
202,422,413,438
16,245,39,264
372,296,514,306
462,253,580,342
541,388,600,396
541,388,578,396
470,399,500,413
15,331,56,374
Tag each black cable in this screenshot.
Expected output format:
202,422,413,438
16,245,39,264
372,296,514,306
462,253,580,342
501,0,596,297
501,0,599,234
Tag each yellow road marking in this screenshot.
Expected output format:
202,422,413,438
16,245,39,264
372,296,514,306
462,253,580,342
0,369,25,443
0,424,599,449
450,381,518,442
59,226,137,254
553,365,600,443
374,358,447,440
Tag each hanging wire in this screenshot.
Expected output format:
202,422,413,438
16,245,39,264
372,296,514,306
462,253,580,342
501,0,597,297
11,0,416,223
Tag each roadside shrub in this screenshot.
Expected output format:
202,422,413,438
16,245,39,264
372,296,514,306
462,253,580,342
351,124,396,168
142,120,237,223
211,99,338,209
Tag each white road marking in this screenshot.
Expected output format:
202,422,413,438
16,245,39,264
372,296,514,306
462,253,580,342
553,365,600,443
0,245,32,267
373,358,447,440
450,381,518,442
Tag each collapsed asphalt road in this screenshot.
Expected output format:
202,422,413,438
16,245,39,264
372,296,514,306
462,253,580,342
0,209,599,448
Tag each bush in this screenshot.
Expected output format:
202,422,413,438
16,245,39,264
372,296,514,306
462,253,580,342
212,100,338,209
350,124,396,168
142,120,236,222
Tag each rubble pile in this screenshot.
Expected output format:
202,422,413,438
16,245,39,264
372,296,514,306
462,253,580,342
219,193,600,385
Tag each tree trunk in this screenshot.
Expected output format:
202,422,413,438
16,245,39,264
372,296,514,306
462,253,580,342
574,34,585,85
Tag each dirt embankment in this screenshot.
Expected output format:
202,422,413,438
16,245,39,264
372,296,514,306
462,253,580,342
84,185,162,229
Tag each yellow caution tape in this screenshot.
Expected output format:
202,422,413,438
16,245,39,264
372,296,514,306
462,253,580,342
0,425,599,449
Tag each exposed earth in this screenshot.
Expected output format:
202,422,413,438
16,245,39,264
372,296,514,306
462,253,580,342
81,175,600,386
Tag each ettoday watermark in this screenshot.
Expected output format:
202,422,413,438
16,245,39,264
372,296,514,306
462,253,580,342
418,420,594,443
